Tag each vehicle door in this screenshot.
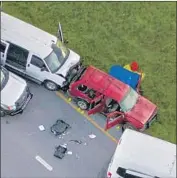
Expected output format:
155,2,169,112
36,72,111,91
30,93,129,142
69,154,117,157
105,111,125,130
0,41,9,66
87,94,106,115
57,23,64,43
26,54,50,83
5,43,29,75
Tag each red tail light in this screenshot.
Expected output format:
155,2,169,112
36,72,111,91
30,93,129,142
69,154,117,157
107,172,112,178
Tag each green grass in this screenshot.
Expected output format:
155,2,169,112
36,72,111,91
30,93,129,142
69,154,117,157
3,2,176,143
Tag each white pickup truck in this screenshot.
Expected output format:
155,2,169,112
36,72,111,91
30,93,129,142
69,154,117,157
1,66,33,117
1,12,82,91
107,129,176,178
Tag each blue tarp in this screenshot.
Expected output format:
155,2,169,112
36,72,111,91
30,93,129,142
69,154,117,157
109,65,140,90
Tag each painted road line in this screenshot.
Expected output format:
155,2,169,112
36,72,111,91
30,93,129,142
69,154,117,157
35,155,53,171
56,91,118,144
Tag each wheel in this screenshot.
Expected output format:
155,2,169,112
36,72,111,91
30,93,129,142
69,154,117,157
76,99,89,110
1,110,6,117
44,80,58,91
122,122,137,132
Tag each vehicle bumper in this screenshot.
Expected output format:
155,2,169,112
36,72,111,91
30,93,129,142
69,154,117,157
145,112,158,130
9,91,33,116
62,62,85,91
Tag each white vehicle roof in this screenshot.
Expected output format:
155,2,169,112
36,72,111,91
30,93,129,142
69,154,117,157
110,129,176,178
1,12,58,59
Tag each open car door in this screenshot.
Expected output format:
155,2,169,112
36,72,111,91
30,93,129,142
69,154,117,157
0,40,9,66
87,95,125,131
105,111,125,130
87,94,105,115
57,22,64,43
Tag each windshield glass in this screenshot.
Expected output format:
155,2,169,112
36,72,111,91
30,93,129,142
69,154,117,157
44,42,69,73
120,87,139,112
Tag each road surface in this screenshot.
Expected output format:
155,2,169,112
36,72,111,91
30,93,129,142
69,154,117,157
1,81,122,178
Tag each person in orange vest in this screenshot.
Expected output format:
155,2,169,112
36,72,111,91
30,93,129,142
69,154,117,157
124,61,145,81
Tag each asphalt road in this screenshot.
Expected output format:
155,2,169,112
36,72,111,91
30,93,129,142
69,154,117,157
1,82,122,178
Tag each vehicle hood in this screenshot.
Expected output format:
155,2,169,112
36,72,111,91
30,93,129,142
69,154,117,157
1,72,27,106
127,96,157,124
56,49,80,77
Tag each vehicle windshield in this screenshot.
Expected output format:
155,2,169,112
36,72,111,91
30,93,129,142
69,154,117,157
120,87,139,112
44,41,69,73
0,67,9,90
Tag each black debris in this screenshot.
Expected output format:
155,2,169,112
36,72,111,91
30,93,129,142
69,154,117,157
51,119,71,136
54,145,67,159
69,140,82,144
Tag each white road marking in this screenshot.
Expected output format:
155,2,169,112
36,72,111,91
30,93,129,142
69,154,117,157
35,155,53,171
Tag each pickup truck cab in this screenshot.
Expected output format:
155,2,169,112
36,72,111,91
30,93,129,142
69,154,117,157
68,66,157,131
1,66,33,117
1,12,81,91
107,129,176,178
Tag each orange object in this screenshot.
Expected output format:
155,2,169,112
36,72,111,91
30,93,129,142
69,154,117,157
130,61,139,71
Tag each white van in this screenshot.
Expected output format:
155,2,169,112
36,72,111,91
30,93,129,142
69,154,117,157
107,129,176,178
1,66,32,117
1,12,81,91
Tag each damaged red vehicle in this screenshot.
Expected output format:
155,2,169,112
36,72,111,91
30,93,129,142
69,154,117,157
68,66,158,131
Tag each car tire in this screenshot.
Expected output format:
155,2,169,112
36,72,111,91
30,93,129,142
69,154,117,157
122,122,137,132
76,99,89,110
1,110,6,117
44,80,58,91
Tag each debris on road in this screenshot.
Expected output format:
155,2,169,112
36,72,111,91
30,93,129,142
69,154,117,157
69,140,82,144
66,131,70,135
116,125,120,130
61,143,67,148
67,151,72,155
38,125,45,131
54,145,67,159
89,134,96,139
5,120,9,124
58,136,64,139
67,98,72,102
51,119,71,136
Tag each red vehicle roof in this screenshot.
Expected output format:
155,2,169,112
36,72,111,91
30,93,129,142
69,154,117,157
80,66,130,102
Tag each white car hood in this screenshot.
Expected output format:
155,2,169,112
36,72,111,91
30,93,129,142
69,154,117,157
56,49,80,77
1,72,27,106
